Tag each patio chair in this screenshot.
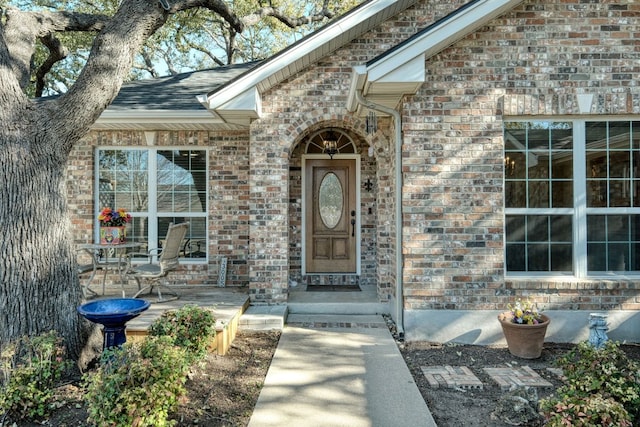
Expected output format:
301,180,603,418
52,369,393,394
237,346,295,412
76,247,102,298
127,222,189,303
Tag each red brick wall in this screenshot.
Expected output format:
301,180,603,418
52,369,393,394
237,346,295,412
401,0,640,312
68,130,251,288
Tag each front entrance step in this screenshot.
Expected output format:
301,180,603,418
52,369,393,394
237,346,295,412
286,314,387,328
287,300,387,315
239,305,288,331
288,287,388,316
303,275,360,286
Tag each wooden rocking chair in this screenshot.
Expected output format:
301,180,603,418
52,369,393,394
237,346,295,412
127,222,189,302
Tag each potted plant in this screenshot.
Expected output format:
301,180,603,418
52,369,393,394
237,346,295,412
498,299,550,359
98,207,131,244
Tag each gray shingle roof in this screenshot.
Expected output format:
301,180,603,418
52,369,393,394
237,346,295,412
106,61,259,111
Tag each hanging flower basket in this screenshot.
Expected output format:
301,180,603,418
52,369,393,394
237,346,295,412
498,312,550,359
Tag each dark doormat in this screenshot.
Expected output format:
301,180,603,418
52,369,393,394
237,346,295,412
306,285,361,292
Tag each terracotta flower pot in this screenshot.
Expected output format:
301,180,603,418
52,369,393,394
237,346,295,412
498,312,550,359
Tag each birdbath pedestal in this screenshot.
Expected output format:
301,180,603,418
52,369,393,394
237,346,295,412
78,298,150,349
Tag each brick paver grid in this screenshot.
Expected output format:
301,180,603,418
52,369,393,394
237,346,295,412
420,365,483,390
483,366,554,391
421,365,558,391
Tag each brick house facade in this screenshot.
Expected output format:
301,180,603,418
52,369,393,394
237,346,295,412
68,0,640,343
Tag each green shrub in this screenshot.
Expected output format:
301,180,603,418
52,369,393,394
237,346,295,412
148,305,216,363
540,341,640,426
541,393,631,426
84,336,190,427
0,331,70,421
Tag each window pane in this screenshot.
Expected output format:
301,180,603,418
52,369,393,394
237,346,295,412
588,214,640,272
506,216,525,242
98,150,149,212
506,243,526,271
528,153,549,179
528,244,549,271
551,244,572,271
527,215,548,241
527,127,550,150
630,242,640,270
608,243,628,271
528,181,549,208
551,151,572,179
609,152,630,177
633,122,640,149
587,215,606,241
505,181,526,208
587,243,606,270
157,150,207,213
550,215,572,242
610,180,630,207
552,181,572,208
608,122,631,150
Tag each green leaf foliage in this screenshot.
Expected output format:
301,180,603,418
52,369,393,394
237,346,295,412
540,341,640,426
84,336,190,427
148,304,216,364
0,331,70,422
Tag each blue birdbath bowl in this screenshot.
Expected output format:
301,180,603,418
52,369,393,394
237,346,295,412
78,298,150,349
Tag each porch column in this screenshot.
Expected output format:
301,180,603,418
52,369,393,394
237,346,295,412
248,132,289,304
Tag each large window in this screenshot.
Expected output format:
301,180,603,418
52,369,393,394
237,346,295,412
505,120,640,276
97,148,208,260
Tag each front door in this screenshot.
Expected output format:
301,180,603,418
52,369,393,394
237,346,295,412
304,158,357,273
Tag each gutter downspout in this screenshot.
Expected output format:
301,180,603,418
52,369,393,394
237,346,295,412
354,90,404,340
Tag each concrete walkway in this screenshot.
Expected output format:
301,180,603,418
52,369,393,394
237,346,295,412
248,314,437,427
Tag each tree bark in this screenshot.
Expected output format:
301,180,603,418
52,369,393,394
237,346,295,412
0,115,86,355
0,0,339,358
0,0,170,357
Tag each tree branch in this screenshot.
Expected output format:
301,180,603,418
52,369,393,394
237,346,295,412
35,34,69,97
242,6,334,28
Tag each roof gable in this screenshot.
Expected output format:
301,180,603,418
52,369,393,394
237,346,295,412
199,0,419,126
95,0,525,130
204,0,523,125
348,0,524,113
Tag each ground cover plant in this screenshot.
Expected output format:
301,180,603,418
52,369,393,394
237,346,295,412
539,341,640,426
1,326,639,426
0,331,70,423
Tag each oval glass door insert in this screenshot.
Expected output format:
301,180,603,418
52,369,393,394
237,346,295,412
319,172,343,229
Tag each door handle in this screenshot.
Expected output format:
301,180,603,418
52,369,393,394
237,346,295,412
350,210,356,237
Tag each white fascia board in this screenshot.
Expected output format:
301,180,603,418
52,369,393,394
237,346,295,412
346,65,369,112
95,109,223,125
216,87,261,118
367,0,523,82
374,54,425,85
199,0,404,112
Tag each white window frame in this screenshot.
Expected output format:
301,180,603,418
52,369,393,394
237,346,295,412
505,119,640,279
94,147,208,263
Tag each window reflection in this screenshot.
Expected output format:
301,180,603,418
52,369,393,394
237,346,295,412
97,148,207,260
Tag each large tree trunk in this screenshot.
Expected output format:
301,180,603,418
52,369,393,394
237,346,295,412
0,0,171,357
0,126,85,356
